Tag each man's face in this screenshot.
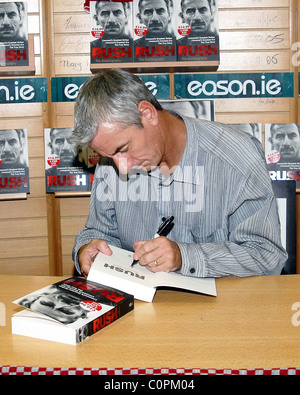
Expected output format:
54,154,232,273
181,0,212,34
271,124,300,161
0,129,22,166
90,121,163,175
30,291,86,325
96,2,127,37
50,129,77,166
0,2,22,41
139,0,170,35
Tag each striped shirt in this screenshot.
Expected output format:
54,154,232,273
73,116,287,278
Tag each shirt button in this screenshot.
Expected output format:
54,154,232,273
190,268,196,274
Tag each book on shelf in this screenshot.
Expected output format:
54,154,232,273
0,1,29,67
88,245,217,303
12,277,134,345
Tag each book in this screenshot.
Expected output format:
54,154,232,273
44,128,92,193
265,123,300,187
133,0,176,62
90,0,133,64
0,1,29,67
88,245,217,303
174,0,220,62
12,277,134,345
0,128,30,194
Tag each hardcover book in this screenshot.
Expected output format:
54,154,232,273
88,245,217,302
12,277,134,345
265,123,300,187
174,0,220,62
133,0,176,62
0,1,29,67
90,0,133,64
44,128,92,193
0,128,30,194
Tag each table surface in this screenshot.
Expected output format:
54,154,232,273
1,274,300,370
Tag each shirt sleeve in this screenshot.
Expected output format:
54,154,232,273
72,163,122,273
178,159,288,278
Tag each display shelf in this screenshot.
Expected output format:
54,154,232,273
0,193,27,201
0,35,35,76
91,60,219,74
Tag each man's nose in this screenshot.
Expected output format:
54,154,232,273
113,155,134,175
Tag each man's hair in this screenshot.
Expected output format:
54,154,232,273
180,0,213,13
270,123,300,138
95,1,127,16
72,69,163,146
138,0,171,13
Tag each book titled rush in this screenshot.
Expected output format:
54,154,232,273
12,277,134,345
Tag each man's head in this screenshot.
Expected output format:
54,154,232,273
0,2,24,41
180,0,214,35
137,0,171,35
94,1,128,37
73,69,164,174
0,129,23,166
269,123,300,162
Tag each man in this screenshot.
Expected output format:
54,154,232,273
72,69,287,278
91,1,131,45
47,128,78,168
0,2,26,42
268,123,300,163
178,0,216,38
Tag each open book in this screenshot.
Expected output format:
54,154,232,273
88,245,217,302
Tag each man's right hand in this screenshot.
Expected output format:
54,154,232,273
78,239,112,276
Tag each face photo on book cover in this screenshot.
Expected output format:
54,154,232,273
175,0,219,42
90,1,133,47
265,124,300,166
0,128,28,170
134,0,176,44
44,128,88,173
16,285,92,325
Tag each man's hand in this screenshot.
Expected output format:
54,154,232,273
78,239,112,276
133,237,182,272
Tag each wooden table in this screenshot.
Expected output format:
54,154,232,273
1,274,300,375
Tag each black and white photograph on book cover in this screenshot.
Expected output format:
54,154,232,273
12,277,134,345
133,0,176,62
0,1,29,67
44,128,92,193
0,128,29,194
159,98,215,121
90,0,133,64
175,0,219,62
265,123,300,188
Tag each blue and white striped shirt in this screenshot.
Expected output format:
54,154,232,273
73,116,287,278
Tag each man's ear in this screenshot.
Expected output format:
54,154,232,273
138,100,159,125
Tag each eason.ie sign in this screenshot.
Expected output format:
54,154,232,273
174,73,294,99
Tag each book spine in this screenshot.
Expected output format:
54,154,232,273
75,297,134,344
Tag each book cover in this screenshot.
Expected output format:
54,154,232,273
44,128,91,193
88,245,217,302
90,0,133,64
175,0,219,62
265,123,300,187
0,128,30,194
160,98,215,121
12,277,134,345
0,1,29,67
133,0,176,62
